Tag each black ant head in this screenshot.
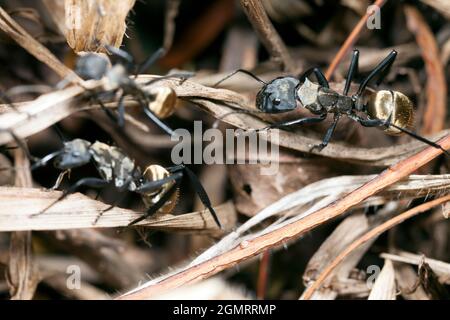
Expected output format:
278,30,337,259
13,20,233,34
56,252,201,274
54,139,92,170
256,77,300,113
75,53,110,80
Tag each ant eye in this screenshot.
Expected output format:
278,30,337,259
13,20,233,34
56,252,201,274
273,98,281,105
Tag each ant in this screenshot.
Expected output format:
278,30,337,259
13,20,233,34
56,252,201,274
30,138,221,228
215,49,450,155
73,45,189,136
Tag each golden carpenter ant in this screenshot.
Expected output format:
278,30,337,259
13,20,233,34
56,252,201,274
74,46,189,136
215,49,449,155
31,138,221,227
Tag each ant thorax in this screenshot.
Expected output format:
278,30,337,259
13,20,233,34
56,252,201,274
89,141,138,190
103,64,129,91
297,77,323,114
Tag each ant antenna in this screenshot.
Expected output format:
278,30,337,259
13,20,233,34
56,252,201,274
51,124,67,146
213,69,267,88
136,47,166,75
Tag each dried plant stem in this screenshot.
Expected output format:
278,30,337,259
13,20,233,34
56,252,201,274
256,250,271,299
117,135,450,300
0,7,81,82
239,0,295,72
301,194,450,300
7,147,39,299
325,0,387,79
404,5,447,135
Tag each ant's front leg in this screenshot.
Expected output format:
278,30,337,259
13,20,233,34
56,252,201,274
256,114,327,132
309,114,340,152
299,67,329,88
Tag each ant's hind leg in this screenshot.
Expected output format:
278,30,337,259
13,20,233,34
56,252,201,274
256,114,327,132
356,50,397,96
170,164,221,228
350,114,450,156
128,182,180,227
135,171,183,193
31,177,110,217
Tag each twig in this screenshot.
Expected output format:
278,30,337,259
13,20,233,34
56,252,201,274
7,144,39,299
42,230,142,290
0,7,81,82
404,5,447,135
116,135,450,299
163,0,181,52
239,0,295,72
325,0,387,79
0,187,235,234
159,0,234,67
301,194,450,300
256,250,270,299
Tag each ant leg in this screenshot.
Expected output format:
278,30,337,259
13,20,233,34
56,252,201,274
136,47,166,75
135,171,183,193
213,69,267,87
128,181,180,226
356,50,397,96
139,97,176,136
299,68,329,88
93,177,134,224
170,164,221,228
93,95,119,124
350,114,450,156
116,93,126,127
144,72,195,86
30,150,63,170
343,49,359,96
256,114,327,132
31,178,111,217
104,45,134,65
310,114,340,152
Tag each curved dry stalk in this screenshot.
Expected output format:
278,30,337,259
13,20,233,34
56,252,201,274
325,0,387,79
405,5,447,135
189,174,450,266
0,7,82,82
301,194,450,300
116,134,450,300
